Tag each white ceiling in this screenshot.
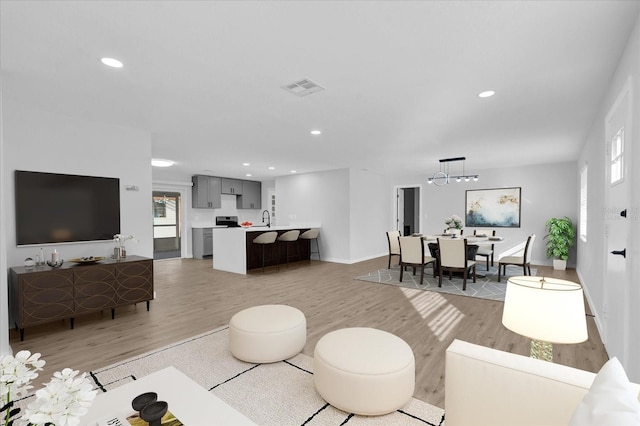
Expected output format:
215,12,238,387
2,1,639,181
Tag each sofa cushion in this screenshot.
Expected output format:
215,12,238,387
569,357,640,426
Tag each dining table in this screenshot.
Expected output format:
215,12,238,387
416,233,505,278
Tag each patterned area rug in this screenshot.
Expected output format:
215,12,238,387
355,265,537,302
85,326,445,426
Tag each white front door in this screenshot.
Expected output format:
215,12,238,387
604,80,632,366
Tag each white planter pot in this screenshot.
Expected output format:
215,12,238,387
553,259,567,270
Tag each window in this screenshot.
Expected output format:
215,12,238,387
579,164,588,242
610,128,624,184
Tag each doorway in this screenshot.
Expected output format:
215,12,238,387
153,191,182,260
394,185,422,235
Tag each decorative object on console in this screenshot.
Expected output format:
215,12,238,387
502,276,588,362
113,234,137,259
0,350,96,426
466,187,521,228
427,156,479,186
69,256,104,264
46,259,64,268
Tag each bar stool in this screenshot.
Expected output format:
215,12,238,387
277,230,300,265
299,228,321,262
253,231,278,272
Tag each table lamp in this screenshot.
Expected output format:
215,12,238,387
502,276,588,362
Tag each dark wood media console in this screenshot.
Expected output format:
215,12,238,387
9,255,153,340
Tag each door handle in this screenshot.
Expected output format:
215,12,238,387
610,249,626,258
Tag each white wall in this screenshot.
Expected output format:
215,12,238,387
349,169,393,262
393,162,578,267
276,169,350,263
3,101,153,266
577,13,640,381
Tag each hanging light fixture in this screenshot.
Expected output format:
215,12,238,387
427,157,479,186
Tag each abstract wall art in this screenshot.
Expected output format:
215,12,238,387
465,187,521,228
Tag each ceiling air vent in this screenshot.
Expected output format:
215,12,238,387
281,78,325,97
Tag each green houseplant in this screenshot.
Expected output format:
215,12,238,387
544,217,576,270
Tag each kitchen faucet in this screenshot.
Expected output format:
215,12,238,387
262,210,271,228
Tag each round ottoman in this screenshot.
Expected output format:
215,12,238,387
229,304,306,363
313,327,415,416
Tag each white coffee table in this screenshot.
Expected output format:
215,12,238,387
84,366,256,425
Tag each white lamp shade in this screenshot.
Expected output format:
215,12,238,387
502,276,588,344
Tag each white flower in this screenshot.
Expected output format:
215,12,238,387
21,369,96,426
445,215,463,229
113,234,137,245
0,350,45,407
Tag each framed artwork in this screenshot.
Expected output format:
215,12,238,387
465,187,521,228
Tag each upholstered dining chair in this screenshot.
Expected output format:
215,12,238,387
474,229,496,271
398,236,436,285
497,234,536,282
386,230,401,269
437,237,476,291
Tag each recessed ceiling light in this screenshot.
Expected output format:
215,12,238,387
310,130,322,135
245,173,252,177
478,90,495,98
242,162,250,166
290,170,297,174
268,166,275,170
101,57,123,68
151,159,174,167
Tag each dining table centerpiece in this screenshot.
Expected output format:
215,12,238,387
444,215,463,232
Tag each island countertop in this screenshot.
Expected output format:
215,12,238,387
212,225,320,274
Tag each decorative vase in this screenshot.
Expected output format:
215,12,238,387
553,259,567,270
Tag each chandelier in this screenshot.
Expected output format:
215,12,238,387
427,157,479,186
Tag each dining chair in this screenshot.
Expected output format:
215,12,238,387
386,230,401,269
398,236,436,284
497,234,536,282
474,229,496,271
437,237,476,291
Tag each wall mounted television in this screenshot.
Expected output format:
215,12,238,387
15,170,121,246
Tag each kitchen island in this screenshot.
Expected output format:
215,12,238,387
212,226,319,274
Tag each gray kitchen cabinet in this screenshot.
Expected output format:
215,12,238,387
192,228,213,259
237,180,261,209
221,178,243,195
192,175,221,209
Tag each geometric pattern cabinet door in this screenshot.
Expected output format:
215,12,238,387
116,260,154,308
74,265,118,315
11,269,74,329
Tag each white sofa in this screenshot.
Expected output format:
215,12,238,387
445,339,640,426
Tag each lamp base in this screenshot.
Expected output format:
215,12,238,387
530,339,553,362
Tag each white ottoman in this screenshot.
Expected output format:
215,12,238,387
229,305,306,363
313,327,415,416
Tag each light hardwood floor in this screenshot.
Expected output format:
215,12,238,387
9,257,608,409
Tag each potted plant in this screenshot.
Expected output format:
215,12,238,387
544,217,576,270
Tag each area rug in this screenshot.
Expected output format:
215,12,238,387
354,265,537,302
83,326,445,426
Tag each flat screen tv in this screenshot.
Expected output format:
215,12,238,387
15,170,121,245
